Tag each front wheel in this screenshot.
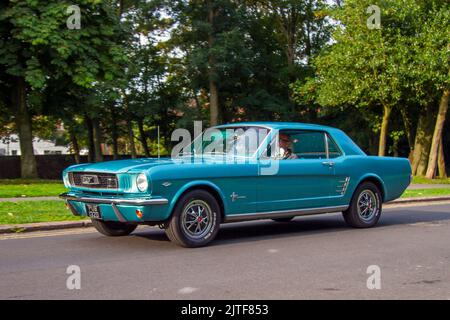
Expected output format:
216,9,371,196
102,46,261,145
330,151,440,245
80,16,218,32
165,190,221,247
91,219,137,236
342,182,382,228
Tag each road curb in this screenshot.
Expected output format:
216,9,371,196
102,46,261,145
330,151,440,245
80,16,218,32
0,220,92,234
1,196,450,234
388,195,450,204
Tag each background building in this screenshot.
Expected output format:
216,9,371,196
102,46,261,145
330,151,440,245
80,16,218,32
0,134,70,156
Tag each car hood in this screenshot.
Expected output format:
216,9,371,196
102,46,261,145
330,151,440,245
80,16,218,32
67,158,178,174
66,155,251,174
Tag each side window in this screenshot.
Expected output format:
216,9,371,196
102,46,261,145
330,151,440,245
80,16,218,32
261,130,341,160
291,131,327,159
327,134,342,158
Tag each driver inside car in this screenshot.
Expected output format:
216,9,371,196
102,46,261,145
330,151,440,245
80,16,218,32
278,133,298,160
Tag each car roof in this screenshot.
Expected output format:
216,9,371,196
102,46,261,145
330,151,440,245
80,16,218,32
215,122,335,131
215,122,366,156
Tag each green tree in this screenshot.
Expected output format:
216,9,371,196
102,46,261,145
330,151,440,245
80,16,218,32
0,0,125,177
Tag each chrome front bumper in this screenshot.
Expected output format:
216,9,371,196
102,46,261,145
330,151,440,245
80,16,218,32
59,192,168,205
59,192,169,222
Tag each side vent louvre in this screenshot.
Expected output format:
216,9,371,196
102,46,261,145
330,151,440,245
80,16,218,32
336,177,350,195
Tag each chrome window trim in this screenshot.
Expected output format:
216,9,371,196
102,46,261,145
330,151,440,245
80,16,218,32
326,133,344,158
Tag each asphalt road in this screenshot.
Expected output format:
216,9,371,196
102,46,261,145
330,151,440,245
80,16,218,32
1,201,449,300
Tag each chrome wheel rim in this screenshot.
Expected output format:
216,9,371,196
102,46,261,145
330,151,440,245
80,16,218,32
181,200,213,239
357,190,379,222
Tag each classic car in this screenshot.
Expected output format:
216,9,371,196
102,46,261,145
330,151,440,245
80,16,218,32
60,122,412,247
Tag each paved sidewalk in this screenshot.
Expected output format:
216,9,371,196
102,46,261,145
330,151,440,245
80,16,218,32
0,196,60,202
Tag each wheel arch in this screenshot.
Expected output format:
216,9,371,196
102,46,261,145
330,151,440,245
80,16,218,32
354,174,386,202
168,181,227,221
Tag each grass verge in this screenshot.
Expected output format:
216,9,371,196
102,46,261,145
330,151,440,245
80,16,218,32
401,188,450,198
0,179,66,198
0,201,84,224
412,176,450,184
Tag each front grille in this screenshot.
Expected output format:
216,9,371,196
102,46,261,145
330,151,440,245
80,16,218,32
69,172,118,190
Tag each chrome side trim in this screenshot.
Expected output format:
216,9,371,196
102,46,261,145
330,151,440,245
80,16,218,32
60,193,168,205
224,205,349,223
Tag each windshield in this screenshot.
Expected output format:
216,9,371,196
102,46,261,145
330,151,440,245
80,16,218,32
180,126,270,158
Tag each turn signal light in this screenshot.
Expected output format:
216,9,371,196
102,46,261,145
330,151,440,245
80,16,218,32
136,209,143,219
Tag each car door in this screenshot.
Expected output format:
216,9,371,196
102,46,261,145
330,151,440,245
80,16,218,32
324,133,350,206
256,130,336,212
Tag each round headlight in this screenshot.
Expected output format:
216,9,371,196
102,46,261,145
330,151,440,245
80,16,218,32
136,173,148,192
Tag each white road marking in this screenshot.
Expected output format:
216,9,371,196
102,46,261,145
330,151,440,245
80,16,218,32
268,249,278,253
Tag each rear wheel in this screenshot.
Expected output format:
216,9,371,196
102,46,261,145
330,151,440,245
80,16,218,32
91,219,137,236
165,190,221,247
342,181,382,228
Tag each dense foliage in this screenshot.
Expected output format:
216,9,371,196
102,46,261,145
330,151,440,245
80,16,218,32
0,0,448,178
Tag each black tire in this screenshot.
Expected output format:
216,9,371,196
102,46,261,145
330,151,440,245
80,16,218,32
342,181,382,228
165,189,221,247
272,217,294,222
91,219,137,237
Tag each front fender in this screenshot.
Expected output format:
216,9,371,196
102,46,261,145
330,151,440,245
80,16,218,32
167,180,228,218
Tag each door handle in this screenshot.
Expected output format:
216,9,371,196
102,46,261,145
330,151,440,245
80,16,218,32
322,161,335,167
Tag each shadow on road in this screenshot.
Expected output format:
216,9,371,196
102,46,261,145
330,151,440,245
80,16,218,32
129,203,450,247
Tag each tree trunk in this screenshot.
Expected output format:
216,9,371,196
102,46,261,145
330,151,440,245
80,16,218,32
411,107,435,175
438,140,447,178
378,104,392,156
209,79,219,126
400,107,414,157
110,107,119,160
208,0,219,126
14,77,38,178
137,118,150,157
69,127,81,164
92,118,103,163
122,92,136,158
127,118,136,158
426,89,449,179
85,115,95,163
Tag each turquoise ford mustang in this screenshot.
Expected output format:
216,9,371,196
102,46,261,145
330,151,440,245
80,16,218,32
60,122,412,247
